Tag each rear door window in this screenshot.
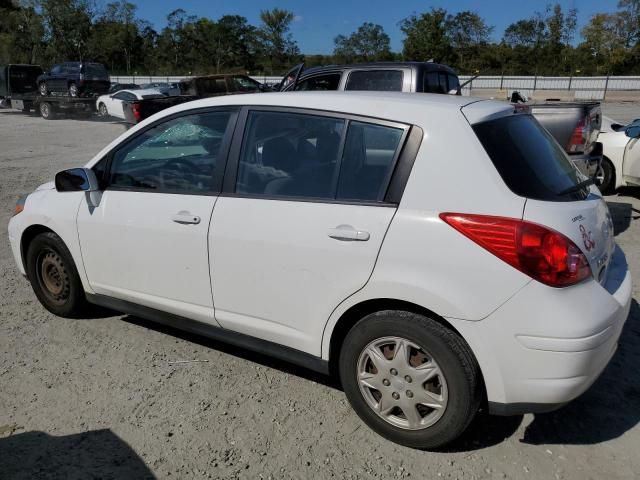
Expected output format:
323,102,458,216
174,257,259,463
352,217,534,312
472,114,583,201
337,122,404,201
345,70,403,91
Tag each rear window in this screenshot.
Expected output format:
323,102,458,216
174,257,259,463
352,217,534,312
424,72,460,94
473,114,583,201
345,70,403,91
229,76,261,92
82,64,108,78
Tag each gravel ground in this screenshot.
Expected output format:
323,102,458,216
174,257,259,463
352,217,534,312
0,105,639,480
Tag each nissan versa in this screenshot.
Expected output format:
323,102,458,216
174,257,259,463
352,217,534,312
8,92,632,448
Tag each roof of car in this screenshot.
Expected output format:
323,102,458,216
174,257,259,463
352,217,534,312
299,61,457,76
156,91,511,125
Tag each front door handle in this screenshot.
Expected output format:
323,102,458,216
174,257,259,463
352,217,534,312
328,225,370,241
172,211,201,225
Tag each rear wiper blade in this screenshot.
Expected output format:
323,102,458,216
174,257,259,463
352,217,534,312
558,178,595,196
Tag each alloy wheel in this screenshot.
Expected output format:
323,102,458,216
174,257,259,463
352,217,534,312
357,336,448,430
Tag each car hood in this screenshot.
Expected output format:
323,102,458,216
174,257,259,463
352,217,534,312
36,181,55,191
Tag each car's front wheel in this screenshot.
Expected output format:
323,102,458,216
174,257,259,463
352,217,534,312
597,157,616,195
26,232,89,317
98,103,108,117
339,310,482,449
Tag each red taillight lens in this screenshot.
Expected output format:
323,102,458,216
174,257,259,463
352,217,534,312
567,116,591,153
440,213,591,287
132,103,141,123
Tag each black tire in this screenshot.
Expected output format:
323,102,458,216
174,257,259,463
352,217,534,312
339,310,482,449
39,81,49,96
598,157,616,195
98,103,108,117
39,102,56,120
26,232,89,318
68,82,79,97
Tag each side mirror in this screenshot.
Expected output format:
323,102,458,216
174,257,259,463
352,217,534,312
55,168,101,207
625,126,640,139
55,168,98,192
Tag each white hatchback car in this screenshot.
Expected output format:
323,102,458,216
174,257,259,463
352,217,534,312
8,92,632,448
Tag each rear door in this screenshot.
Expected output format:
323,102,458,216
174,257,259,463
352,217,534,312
209,108,411,354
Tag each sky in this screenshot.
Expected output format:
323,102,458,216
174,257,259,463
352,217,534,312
127,0,621,54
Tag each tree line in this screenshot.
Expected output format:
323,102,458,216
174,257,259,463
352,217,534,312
1,0,639,76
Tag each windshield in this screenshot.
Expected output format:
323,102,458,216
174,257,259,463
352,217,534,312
473,114,584,201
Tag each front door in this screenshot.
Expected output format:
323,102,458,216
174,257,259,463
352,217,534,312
77,109,236,323
210,109,409,354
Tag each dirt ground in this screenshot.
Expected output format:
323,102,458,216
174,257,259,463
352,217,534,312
0,103,639,480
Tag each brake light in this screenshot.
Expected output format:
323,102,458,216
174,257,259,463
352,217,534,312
132,102,142,123
440,213,591,287
567,116,591,153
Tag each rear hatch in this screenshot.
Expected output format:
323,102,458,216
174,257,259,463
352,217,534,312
469,109,615,285
80,63,110,94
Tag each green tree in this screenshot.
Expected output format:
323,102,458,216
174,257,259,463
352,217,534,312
40,0,93,62
333,22,392,63
400,8,454,65
580,13,627,73
448,11,493,72
258,8,299,74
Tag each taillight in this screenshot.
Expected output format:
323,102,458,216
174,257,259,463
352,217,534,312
567,116,591,153
440,213,591,287
132,102,142,123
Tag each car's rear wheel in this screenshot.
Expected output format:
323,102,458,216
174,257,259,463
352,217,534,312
39,82,49,96
339,310,482,449
26,232,89,317
39,102,56,120
68,83,79,97
98,103,108,117
597,157,616,195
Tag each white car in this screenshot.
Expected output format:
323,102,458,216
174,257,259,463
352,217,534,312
96,88,166,119
597,116,640,193
8,92,632,449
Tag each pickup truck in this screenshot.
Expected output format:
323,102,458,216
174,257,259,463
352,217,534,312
122,74,269,124
280,62,602,178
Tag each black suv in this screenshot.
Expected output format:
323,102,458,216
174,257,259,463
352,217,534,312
279,61,461,94
37,62,110,97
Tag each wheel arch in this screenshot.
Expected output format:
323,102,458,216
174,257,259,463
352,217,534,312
20,224,58,270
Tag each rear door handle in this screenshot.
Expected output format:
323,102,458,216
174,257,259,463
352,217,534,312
172,211,201,225
328,225,370,241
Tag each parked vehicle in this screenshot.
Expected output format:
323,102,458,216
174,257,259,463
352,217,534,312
527,102,603,179
0,64,43,111
121,74,269,124
8,92,631,449
37,62,110,97
281,62,602,178
140,82,181,96
279,61,461,94
96,89,166,120
178,74,269,97
108,83,140,94
596,116,640,193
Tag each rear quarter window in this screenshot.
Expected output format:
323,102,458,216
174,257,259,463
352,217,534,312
345,70,403,91
472,114,583,201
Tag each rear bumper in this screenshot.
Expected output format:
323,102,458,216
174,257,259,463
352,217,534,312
452,244,632,415
569,142,602,178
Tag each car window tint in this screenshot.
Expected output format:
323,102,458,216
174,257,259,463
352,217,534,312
345,70,403,91
230,76,261,92
50,65,62,75
295,74,341,91
337,122,403,201
113,92,127,100
236,111,344,199
473,114,582,201
109,111,232,193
